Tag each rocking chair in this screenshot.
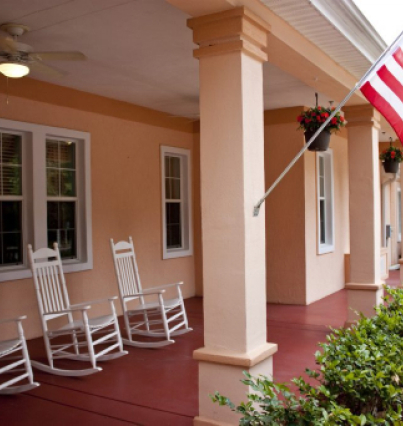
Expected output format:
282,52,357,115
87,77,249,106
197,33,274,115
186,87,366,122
0,316,39,394
110,237,192,348
28,243,127,376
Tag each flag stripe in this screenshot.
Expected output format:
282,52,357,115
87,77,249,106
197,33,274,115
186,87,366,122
377,65,403,104
393,47,403,69
385,57,403,87
361,81,403,142
360,40,403,144
371,74,403,118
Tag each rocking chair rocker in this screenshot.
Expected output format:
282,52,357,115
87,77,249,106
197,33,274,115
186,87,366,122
110,237,192,348
28,243,127,377
0,316,39,394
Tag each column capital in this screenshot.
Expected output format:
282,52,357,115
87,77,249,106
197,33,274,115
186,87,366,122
187,7,270,62
343,104,381,129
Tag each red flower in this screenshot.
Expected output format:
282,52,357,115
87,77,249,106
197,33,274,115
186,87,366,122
331,118,338,125
391,151,396,159
340,116,345,122
297,115,303,122
305,118,311,123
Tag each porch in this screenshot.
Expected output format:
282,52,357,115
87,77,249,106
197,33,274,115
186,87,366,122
1,271,398,426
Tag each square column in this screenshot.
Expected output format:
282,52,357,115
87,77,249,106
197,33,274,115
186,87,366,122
188,8,277,426
344,105,384,325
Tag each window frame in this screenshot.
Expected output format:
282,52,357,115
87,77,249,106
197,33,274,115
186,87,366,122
46,138,79,261
0,130,30,273
0,118,92,282
316,149,335,255
161,145,193,260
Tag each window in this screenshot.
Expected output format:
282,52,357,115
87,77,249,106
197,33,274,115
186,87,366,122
46,140,77,259
0,118,92,282
0,132,23,266
161,146,192,259
316,150,334,254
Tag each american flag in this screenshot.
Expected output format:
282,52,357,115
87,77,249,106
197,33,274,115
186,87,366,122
360,38,403,143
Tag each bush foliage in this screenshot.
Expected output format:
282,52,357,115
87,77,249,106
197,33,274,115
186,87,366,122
211,287,403,425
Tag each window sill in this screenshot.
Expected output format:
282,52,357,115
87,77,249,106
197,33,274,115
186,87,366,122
318,244,335,255
163,249,193,260
0,259,93,282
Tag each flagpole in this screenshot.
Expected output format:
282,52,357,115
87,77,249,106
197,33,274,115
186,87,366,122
253,29,403,217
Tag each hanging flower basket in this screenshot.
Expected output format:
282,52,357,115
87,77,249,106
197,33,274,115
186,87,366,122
383,159,400,174
380,146,402,174
297,105,346,152
304,129,331,152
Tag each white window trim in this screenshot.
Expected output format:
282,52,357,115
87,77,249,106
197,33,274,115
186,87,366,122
0,118,92,282
316,149,335,255
161,145,193,260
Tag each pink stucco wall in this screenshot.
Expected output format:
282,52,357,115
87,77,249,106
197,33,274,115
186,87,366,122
265,110,350,305
0,89,199,340
265,121,307,304
304,133,350,304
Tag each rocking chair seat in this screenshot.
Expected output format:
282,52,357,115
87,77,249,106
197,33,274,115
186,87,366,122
58,314,116,333
128,297,181,313
0,339,21,356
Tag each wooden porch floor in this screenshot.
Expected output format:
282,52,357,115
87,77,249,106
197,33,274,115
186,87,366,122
1,271,399,425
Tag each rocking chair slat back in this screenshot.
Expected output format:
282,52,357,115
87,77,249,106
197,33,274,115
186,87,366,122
28,244,69,316
110,237,143,297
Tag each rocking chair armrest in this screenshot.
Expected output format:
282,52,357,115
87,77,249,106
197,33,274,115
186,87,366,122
44,306,91,315
148,281,184,292
70,297,118,308
138,288,166,296
122,290,165,301
0,315,27,325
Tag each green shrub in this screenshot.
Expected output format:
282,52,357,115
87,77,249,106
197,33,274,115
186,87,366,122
211,287,403,425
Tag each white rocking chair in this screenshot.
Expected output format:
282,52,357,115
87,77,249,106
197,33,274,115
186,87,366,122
110,237,192,348
0,316,39,394
28,243,127,377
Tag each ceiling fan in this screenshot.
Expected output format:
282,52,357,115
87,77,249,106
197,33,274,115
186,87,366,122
0,23,86,79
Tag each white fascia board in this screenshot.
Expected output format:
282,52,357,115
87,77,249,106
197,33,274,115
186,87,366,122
310,0,386,63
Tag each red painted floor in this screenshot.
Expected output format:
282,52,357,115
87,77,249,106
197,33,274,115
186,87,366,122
0,271,398,425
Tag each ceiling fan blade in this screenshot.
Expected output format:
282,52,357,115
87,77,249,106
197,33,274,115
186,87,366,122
0,36,18,54
30,51,86,61
29,61,67,78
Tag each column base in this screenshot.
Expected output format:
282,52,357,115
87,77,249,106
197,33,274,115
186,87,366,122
345,283,384,327
194,343,277,425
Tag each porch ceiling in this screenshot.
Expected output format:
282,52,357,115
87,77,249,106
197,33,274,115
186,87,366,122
0,0,343,115
0,0,394,140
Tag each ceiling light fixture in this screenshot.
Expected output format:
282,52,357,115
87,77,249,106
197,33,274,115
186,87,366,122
0,62,30,78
